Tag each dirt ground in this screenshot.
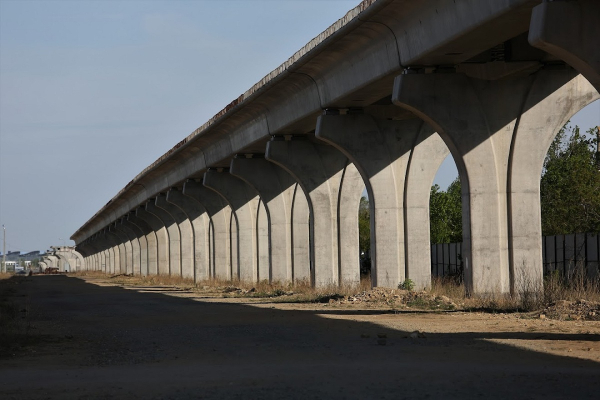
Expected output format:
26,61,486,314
1,275,599,399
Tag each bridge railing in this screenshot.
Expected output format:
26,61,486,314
430,232,600,280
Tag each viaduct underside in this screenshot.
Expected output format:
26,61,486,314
70,0,599,295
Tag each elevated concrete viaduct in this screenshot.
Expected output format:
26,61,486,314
71,0,599,295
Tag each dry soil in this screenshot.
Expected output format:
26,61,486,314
1,275,599,399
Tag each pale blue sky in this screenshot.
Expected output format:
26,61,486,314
0,0,598,253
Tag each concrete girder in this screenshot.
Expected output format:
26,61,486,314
156,193,194,280
182,179,232,280
203,170,263,283
393,69,599,295
230,156,297,283
266,137,362,287
166,187,211,282
136,206,169,276
147,198,181,277
317,114,448,289
529,0,600,92
128,211,158,276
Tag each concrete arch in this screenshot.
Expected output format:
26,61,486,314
52,246,85,272
156,193,193,279
266,137,362,287
204,170,262,283
146,198,180,277
507,70,599,292
393,68,599,295
317,113,447,288
183,179,232,280
137,205,170,276
167,187,211,282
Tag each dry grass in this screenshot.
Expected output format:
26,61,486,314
73,271,373,303
73,266,600,313
429,264,600,313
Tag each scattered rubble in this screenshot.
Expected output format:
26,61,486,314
539,299,600,321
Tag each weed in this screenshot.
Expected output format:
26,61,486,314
398,279,415,291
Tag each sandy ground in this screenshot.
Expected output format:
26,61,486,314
1,275,599,399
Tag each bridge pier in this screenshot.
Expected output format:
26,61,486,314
122,216,148,276
108,226,128,275
114,220,138,275
393,69,598,295
266,137,362,287
204,170,263,283
230,156,296,283
167,188,211,282
136,206,169,276
317,113,448,289
147,197,181,277
183,179,232,281
128,211,157,276
156,193,194,280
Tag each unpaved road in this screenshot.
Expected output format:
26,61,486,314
1,275,600,399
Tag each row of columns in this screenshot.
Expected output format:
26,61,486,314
75,0,599,294
76,67,597,295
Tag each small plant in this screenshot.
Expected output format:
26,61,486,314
398,279,414,291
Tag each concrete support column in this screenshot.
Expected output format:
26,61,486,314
404,132,450,289
156,193,194,280
204,170,261,283
529,0,600,91
114,220,139,275
266,137,361,287
85,238,99,271
137,205,169,276
107,227,126,275
167,187,211,282
97,230,117,274
393,70,598,295
317,114,443,288
44,256,57,269
129,211,158,276
123,216,148,276
147,198,181,277
230,156,297,283
183,179,232,280
291,183,310,283
505,70,598,292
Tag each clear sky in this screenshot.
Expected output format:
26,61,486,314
1,0,598,253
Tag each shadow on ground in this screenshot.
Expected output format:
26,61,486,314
0,275,599,399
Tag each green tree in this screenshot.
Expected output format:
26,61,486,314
541,125,600,235
358,196,370,255
429,177,462,244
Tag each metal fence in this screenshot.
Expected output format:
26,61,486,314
431,232,600,278
430,242,462,277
